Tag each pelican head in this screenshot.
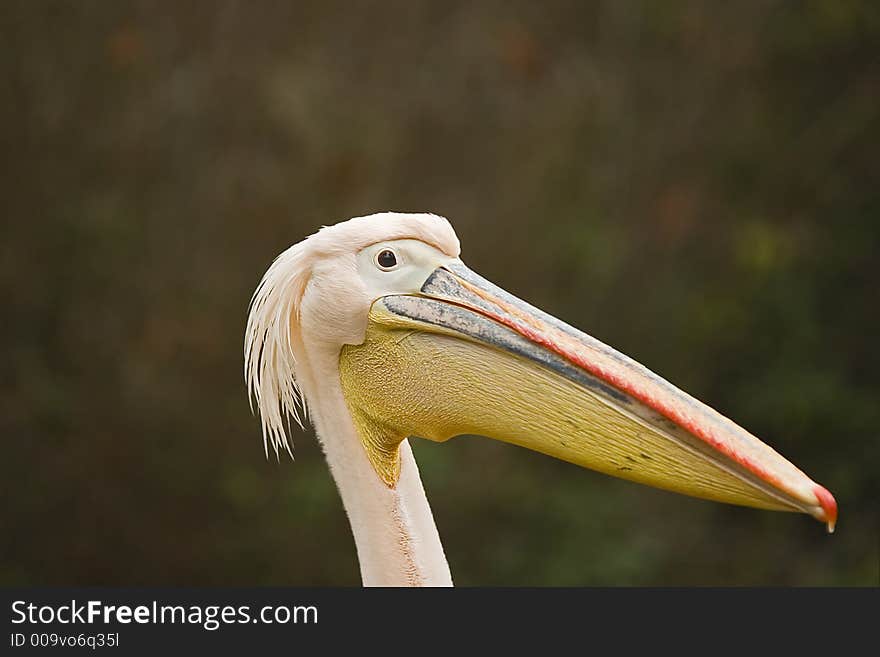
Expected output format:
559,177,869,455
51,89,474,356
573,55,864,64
245,212,836,586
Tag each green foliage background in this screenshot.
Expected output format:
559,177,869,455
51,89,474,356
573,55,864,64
2,1,877,585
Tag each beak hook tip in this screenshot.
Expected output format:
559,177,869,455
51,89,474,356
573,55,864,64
812,484,837,533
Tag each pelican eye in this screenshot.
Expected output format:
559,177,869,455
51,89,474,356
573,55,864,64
375,249,398,270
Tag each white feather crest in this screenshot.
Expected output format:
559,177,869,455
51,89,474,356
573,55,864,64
244,241,311,459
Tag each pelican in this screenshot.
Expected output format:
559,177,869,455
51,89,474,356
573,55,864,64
244,212,837,586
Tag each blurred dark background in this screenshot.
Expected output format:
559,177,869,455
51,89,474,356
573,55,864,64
2,1,878,586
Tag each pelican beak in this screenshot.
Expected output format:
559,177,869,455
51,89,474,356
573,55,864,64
339,261,837,531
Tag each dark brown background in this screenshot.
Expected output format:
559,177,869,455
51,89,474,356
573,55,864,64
2,1,878,585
